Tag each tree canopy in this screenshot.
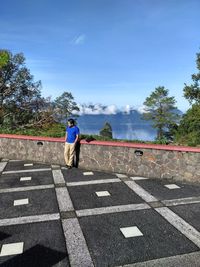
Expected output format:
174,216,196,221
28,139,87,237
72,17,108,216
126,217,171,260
183,52,200,105
54,92,79,122
100,122,113,139
0,49,79,130
176,50,200,146
176,104,200,146
0,50,10,68
143,86,179,140
0,50,44,127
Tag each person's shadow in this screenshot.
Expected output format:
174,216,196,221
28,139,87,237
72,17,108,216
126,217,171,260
74,141,81,168
74,136,96,168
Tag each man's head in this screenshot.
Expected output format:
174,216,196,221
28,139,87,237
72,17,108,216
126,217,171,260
68,118,75,127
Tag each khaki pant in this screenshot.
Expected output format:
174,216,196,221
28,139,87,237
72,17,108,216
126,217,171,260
64,142,76,167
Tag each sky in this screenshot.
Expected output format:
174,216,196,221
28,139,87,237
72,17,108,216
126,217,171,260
1,0,200,112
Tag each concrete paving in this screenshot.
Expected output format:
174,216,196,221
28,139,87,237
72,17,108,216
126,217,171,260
0,159,200,266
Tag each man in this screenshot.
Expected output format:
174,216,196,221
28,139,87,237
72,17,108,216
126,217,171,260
64,118,80,169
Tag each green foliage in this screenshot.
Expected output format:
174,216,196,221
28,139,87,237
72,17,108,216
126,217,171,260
176,104,200,146
152,138,169,145
176,50,200,146
183,52,200,105
54,92,79,122
80,134,147,143
39,123,66,137
0,123,66,138
0,49,79,131
143,86,179,140
99,122,113,139
0,50,10,68
0,50,43,126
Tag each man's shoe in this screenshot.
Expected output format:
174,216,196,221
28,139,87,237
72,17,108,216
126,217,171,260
67,165,72,169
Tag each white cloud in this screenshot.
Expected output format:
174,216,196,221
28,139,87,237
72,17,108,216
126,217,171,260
105,105,118,114
71,34,86,45
73,103,149,115
137,105,149,113
73,103,118,115
122,104,131,114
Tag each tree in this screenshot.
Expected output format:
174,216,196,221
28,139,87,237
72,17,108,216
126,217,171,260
176,104,200,146
100,122,113,139
183,51,200,104
0,50,42,126
53,91,80,122
143,86,179,140
176,50,200,146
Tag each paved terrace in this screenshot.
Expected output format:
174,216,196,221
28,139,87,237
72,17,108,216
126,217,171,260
0,159,200,267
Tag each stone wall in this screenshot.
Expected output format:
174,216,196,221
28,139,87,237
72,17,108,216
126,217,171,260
79,142,200,182
0,134,200,182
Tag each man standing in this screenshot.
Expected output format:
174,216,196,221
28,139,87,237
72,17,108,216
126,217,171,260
64,118,80,169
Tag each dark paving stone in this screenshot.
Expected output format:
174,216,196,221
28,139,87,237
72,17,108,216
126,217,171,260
135,178,200,200
0,171,53,189
0,232,11,241
68,182,145,210
170,203,200,232
0,189,59,219
0,220,69,267
4,161,51,172
79,209,199,267
62,168,117,182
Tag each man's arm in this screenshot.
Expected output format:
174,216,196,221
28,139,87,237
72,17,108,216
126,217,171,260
74,134,79,144
74,127,80,144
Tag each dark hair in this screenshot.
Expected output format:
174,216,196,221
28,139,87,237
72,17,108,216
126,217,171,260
68,118,75,125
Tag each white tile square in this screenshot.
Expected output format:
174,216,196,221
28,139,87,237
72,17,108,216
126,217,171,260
0,242,24,257
120,226,143,238
1,159,9,162
14,198,29,206
24,163,33,167
164,184,180,189
116,173,128,178
95,191,111,197
61,167,68,170
131,177,148,181
20,177,32,181
83,172,94,176
51,164,60,168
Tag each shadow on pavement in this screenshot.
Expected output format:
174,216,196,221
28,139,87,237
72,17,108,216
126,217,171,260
1,244,68,267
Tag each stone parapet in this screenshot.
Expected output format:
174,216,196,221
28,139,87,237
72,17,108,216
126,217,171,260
0,134,200,182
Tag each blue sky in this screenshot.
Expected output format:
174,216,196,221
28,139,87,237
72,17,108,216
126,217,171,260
1,0,200,112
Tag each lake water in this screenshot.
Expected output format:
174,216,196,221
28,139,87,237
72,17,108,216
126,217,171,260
78,123,157,141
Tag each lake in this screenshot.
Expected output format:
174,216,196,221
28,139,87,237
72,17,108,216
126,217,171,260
78,122,157,141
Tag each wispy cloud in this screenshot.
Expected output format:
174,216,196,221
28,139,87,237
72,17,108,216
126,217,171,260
71,34,86,45
73,103,118,115
72,103,147,115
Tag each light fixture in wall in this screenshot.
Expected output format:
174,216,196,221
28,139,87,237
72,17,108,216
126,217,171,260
134,150,143,156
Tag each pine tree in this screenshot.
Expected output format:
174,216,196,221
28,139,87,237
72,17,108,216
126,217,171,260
143,86,179,141
183,52,200,104
100,122,113,139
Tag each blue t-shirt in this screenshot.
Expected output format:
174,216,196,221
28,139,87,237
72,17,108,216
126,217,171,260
66,126,80,143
